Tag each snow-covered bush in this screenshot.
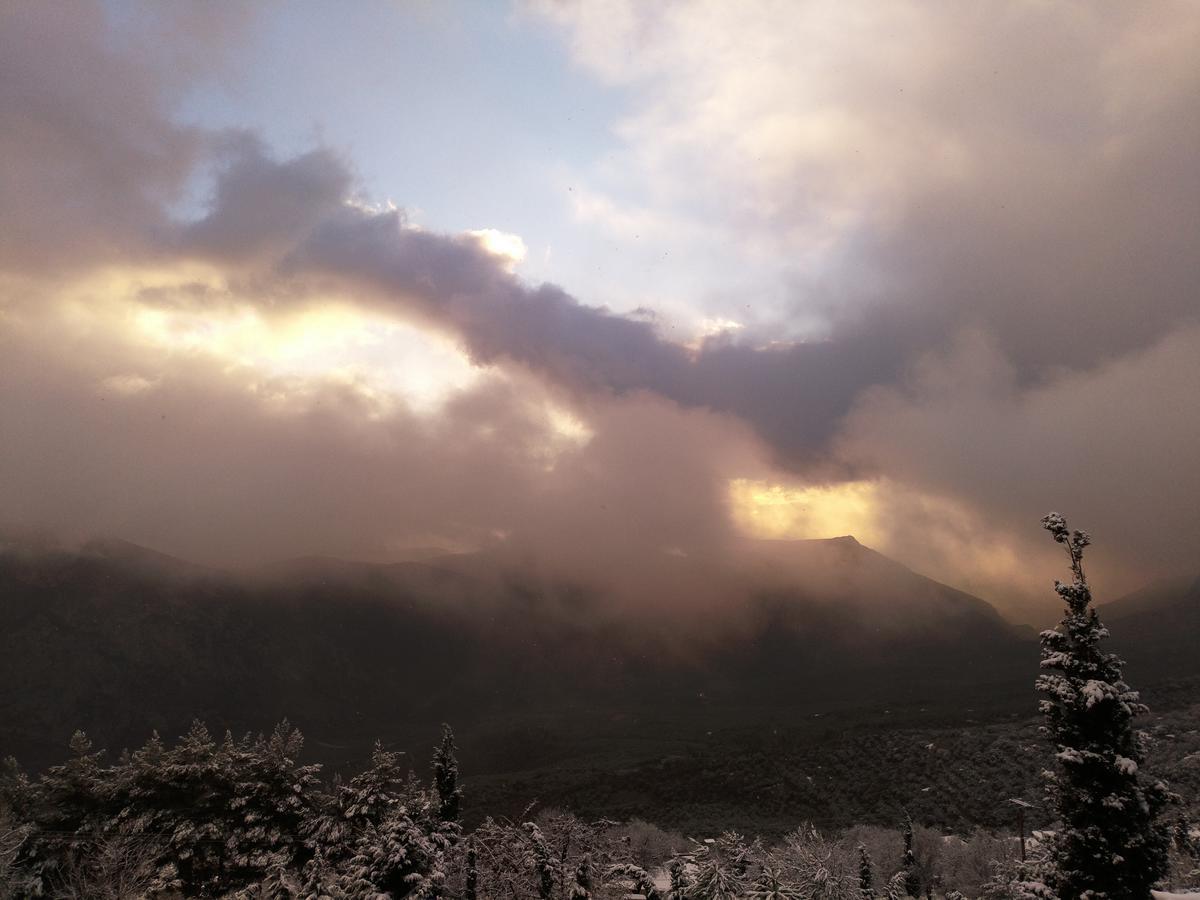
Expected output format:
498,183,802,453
0,721,456,898
456,809,631,900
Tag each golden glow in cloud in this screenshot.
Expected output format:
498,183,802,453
469,228,527,272
56,265,485,414
728,478,882,544
727,476,1048,615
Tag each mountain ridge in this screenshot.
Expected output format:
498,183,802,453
1,533,1036,777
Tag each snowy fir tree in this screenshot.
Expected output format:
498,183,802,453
691,847,746,900
751,865,803,900
524,821,557,900
609,861,662,900
570,853,594,899
0,720,463,897
1037,513,1172,900
433,723,462,825
859,843,875,900
666,857,689,900
885,870,912,900
465,836,479,900
903,813,921,898
719,830,754,877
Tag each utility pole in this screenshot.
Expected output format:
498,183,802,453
1008,798,1033,861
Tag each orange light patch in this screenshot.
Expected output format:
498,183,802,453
728,477,882,543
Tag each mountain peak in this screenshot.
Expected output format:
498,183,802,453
80,536,214,578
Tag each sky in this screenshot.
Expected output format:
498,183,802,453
1,0,1198,624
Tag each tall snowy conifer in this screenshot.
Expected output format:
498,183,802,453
433,724,462,824
1037,513,1171,900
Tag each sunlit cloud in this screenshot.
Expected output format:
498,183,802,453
97,374,156,397
53,266,485,414
728,477,881,543
727,474,1052,618
2,1,1198,624
545,404,593,446
469,228,528,272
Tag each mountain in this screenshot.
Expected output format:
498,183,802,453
1100,573,1200,684
0,536,1038,779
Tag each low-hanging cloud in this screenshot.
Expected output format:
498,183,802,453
837,327,1200,603
2,1,1199,621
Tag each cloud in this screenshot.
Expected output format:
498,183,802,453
2,0,1199,622
182,136,353,264
0,289,767,623
0,1,270,273
167,147,886,463
518,0,1200,597
530,0,1200,369
468,229,528,272
837,327,1200,601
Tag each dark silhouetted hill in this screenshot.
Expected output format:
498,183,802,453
1,536,1038,778
1101,573,1200,684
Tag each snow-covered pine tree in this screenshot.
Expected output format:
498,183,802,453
690,849,746,900
433,724,462,824
608,862,662,900
903,813,920,898
667,857,689,900
570,853,593,899
751,866,802,900
13,731,111,890
465,836,479,900
524,821,557,900
785,825,853,900
885,870,910,900
718,830,753,877
35,730,108,834
222,722,323,887
859,843,875,900
1037,512,1172,900
1173,815,1194,858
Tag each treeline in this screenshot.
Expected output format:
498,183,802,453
0,722,460,897
471,700,1200,838
3,719,1198,899
0,718,1066,899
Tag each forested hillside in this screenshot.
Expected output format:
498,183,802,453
0,537,1036,776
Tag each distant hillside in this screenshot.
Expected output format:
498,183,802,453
0,536,1039,777
1100,573,1200,684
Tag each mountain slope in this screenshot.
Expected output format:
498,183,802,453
1100,573,1200,683
0,536,1037,774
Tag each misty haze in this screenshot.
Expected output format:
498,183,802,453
1,3,1199,899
